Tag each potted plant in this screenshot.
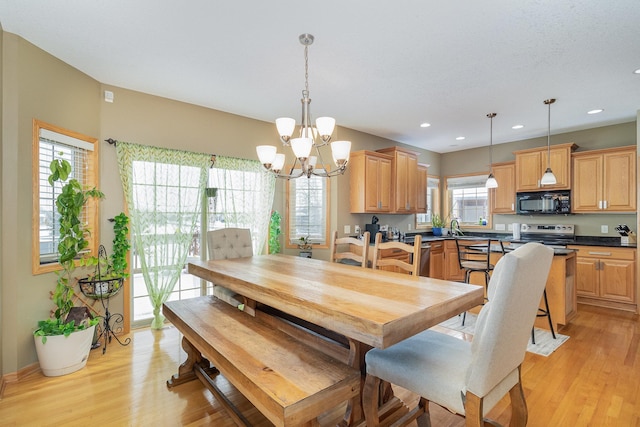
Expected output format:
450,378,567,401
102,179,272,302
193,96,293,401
78,212,130,299
431,213,446,236
269,211,282,254
297,235,313,258
33,157,103,376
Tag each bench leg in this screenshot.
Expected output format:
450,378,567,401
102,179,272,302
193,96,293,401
167,336,218,388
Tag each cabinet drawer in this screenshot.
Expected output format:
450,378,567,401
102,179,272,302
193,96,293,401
568,245,635,260
379,248,410,259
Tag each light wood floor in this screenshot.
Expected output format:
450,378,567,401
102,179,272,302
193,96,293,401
1,304,639,426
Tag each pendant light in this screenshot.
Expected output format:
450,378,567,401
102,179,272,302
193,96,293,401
540,98,557,185
485,113,498,188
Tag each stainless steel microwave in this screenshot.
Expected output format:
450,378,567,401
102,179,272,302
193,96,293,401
516,191,571,215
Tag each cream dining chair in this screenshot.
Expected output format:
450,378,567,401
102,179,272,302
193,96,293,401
363,242,554,427
206,228,253,309
372,233,421,276
330,231,370,267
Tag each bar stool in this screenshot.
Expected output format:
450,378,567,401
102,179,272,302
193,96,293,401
455,238,504,325
532,290,556,344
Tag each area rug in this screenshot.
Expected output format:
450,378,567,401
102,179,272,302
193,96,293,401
438,313,569,357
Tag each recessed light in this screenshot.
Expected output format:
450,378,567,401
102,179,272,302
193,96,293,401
512,124,524,130
634,68,640,74
420,122,431,128
587,109,603,114
456,136,465,141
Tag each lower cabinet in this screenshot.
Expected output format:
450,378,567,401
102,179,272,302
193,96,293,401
428,240,444,279
568,245,636,311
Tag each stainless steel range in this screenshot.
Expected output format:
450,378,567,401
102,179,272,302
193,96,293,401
515,223,575,247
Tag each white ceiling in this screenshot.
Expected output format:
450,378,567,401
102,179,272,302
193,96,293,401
1,1,639,153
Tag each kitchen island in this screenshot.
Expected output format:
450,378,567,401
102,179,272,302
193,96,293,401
425,237,577,332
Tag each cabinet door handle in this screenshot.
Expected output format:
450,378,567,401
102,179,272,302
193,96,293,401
511,203,514,211
603,200,608,209
588,251,611,256
598,200,602,209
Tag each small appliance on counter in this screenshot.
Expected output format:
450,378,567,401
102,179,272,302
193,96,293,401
365,215,380,243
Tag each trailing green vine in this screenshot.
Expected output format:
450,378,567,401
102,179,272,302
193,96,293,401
47,158,104,320
269,210,282,254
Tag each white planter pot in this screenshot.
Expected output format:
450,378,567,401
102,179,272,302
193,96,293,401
34,325,96,377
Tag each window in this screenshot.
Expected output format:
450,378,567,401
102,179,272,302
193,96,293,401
416,176,440,228
446,174,491,227
286,173,330,248
32,119,99,275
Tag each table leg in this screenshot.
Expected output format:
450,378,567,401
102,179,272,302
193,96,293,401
166,336,218,388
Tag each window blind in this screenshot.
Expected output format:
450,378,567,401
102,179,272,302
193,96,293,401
287,173,329,245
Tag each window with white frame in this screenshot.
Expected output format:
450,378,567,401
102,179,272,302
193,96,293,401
416,176,440,228
286,173,330,248
32,119,99,275
446,174,490,227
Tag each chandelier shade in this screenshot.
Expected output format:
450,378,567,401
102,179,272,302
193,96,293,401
257,34,351,179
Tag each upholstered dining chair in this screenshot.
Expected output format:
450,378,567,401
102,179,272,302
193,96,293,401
363,242,554,427
206,228,253,308
372,233,421,276
330,231,370,267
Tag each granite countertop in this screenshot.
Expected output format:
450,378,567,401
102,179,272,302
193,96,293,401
405,232,637,249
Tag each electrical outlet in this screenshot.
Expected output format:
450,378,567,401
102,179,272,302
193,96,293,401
407,223,412,231
495,223,506,231
344,225,351,234
507,224,514,231
601,225,608,234
354,225,361,234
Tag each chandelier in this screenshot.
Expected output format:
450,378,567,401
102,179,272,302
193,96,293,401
256,34,351,179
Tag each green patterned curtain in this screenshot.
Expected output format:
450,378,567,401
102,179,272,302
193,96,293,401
116,142,209,329
211,156,275,255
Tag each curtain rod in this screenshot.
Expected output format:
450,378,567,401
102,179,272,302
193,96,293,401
105,138,217,167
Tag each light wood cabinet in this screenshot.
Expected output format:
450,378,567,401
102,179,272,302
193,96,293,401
514,143,577,191
416,164,428,214
428,240,444,279
349,150,392,213
572,146,636,213
376,147,419,213
444,240,465,281
568,245,636,312
491,162,516,214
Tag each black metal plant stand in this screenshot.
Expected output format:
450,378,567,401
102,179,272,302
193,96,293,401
78,245,131,354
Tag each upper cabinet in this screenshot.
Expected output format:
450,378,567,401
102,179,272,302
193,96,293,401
376,147,420,213
416,163,428,214
349,150,392,213
491,161,516,214
514,143,578,191
572,146,636,213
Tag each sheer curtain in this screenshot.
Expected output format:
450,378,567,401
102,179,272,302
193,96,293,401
116,142,209,329
211,156,275,255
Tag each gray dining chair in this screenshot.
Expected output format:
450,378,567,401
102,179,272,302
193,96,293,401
362,242,554,427
206,228,253,308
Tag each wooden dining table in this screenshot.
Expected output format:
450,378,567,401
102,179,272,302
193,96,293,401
187,254,484,425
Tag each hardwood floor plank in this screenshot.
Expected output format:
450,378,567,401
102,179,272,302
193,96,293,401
0,304,638,426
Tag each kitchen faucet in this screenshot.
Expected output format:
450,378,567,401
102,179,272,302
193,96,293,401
450,219,463,236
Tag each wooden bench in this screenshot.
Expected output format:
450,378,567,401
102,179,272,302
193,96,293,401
164,296,361,427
